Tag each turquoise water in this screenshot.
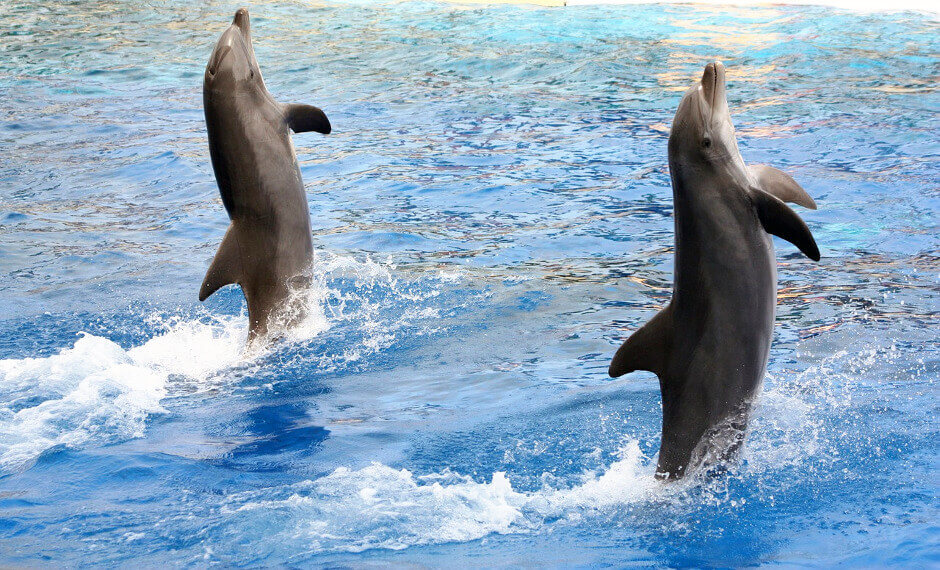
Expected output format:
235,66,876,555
1,0,937,565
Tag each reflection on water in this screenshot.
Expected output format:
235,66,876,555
0,0,937,567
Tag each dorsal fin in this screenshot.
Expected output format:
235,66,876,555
199,225,244,301
282,103,331,134
750,164,817,210
609,304,674,378
749,188,821,261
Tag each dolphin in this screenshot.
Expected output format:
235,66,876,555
200,8,331,343
609,62,820,480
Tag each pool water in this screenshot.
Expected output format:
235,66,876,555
0,1,937,566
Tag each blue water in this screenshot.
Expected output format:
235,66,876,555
1,0,937,565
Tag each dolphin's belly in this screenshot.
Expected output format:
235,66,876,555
659,237,777,477
204,105,315,333
211,111,312,244
206,99,310,223
217,130,313,337
216,130,306,215
676,249,776,396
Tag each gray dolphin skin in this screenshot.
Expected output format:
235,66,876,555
200,8,331,342
609,62,820,480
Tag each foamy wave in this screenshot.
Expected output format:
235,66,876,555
230,465,526,552
531,442,659,514
212,345,912,556
220,441,655,554
0,253,466,473
0,315,247,471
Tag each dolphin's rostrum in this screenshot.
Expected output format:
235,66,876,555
200,8,331,343
609,62,820,480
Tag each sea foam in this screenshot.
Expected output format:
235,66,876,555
207,346,893,557
0,315,247,471
219,440,657,554
0,253,457,473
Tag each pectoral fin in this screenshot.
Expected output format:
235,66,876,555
751,164,817,209
199,225,244,301
609,304,673,378
750,188,821,261
283,103,331,134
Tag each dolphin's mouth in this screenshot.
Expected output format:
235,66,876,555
206,9,252,78
701,62,725,109
698,61,726,126
206,43,232,76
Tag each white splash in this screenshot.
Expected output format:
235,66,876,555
532,441,659,514
0,253,463,473
0,315,247,471
212,343,915,556
220,440,657,554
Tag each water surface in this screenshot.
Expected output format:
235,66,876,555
0,0,937,566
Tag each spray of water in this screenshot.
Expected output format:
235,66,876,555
0,252,464,472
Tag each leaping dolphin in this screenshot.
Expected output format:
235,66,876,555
200,8,331,343
609,62,820,480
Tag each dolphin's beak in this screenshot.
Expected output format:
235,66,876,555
233,7,250,35
700,62,726,108
231,8,256,63
207,9,252,78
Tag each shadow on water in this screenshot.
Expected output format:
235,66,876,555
214,402,331,472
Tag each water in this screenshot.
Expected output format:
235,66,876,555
0,0,937,565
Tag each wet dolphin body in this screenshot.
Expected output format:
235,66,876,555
200,9,330,342
609,63,820,480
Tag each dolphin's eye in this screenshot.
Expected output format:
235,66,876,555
250,69,255,78
701,137,712,149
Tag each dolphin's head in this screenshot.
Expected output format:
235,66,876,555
668,62,744,182
204,8,264,94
